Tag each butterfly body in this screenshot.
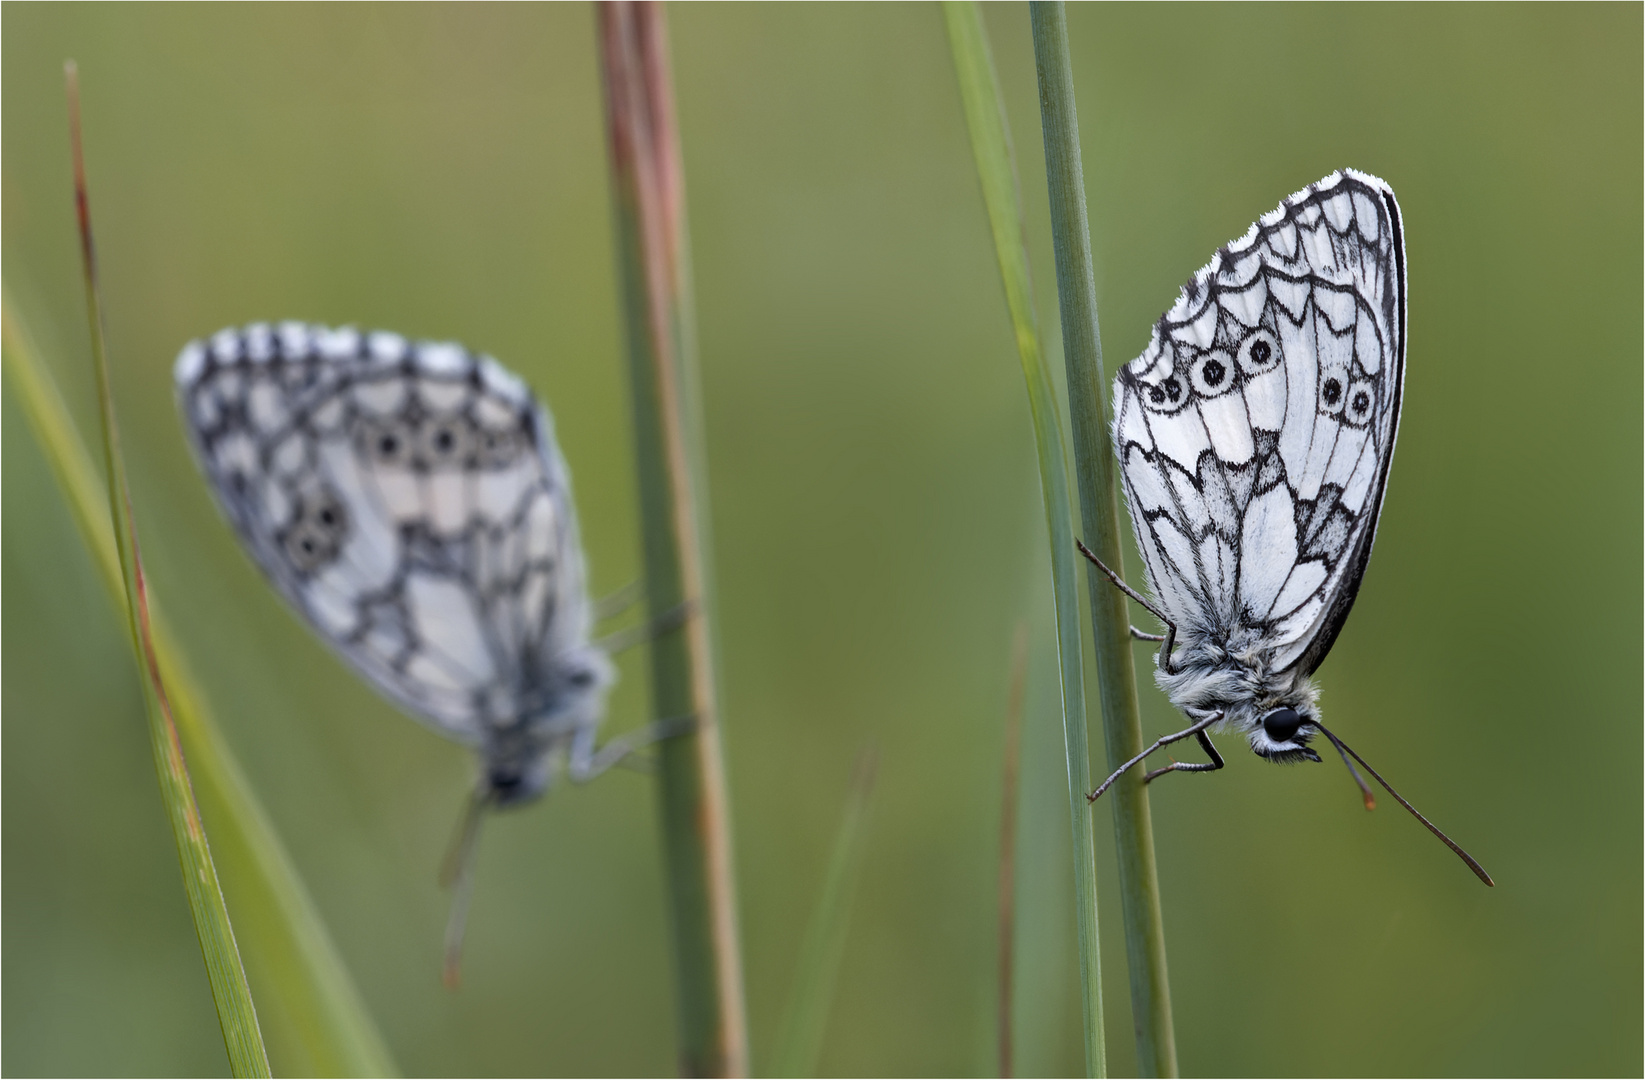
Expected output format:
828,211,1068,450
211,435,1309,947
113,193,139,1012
175,323,613,806
1152,628,1323,764
1111,169,1405,766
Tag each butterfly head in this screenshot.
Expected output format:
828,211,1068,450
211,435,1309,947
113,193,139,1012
1249,704,1324,764
482,647,615,807
484,758,553,807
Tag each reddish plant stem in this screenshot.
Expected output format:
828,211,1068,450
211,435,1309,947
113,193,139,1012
597,6,749,1076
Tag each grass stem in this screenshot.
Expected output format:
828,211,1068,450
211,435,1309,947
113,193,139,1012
943,5,1106,1074
2,293,399,1078
769,750,879,1078
1025,8,1180,1075
65,62,270,1079
596,6,749,1075
997,623,1029,1078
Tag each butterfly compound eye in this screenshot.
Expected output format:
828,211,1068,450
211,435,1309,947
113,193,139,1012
487,766,547,807
1262,708,1304,744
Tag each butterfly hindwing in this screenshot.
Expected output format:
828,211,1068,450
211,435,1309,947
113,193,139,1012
1113,170,1405,675
175,322,592,741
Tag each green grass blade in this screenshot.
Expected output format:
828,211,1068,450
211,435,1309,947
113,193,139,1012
2,292,398,1078
1024,8,1180,1075
943,5,1107,1075
9,73,398,1077
65,63,270,1079
997,623,1029,1078
595,6,749,1075
769,751,879,1078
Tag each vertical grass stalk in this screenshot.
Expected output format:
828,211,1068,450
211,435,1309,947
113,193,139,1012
943,6,1107,1075
769,751,879,1078
2,291,397,1077
596,6,749,1076
65,63,270,1078
996,623,1029,1078
1026,8,1180,1075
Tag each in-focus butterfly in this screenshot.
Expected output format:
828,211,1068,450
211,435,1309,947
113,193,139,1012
174,323,683,979
1080,170,1491,885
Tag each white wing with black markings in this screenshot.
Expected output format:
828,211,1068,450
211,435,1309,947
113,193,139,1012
1112,169,1406,675
175,322,597,742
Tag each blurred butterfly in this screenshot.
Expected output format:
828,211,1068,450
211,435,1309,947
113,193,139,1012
175,322,684,981
1079,170,1491,885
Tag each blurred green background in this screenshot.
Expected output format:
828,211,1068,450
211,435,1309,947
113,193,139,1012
4,4,1639,1076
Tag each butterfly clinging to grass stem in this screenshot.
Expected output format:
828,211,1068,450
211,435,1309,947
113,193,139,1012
1081,170,1491,886
176,324,692,984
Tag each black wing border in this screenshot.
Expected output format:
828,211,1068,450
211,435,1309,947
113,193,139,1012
1292,174,1407,676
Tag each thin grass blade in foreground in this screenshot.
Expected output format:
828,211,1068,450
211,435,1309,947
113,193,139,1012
1026,7,1180,1075
996,622,1029,1078
2,292,398,1077
769,750,879,1078
64,62,269,1079
943,5,1106,1074
596,6,749,1075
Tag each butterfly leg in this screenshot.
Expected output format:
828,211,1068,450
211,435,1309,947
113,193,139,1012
1142,730,1224,783
1075,538,1179,673
1086,711,1222,802
592,579,644,623
568,714,698,782
592,599,698,655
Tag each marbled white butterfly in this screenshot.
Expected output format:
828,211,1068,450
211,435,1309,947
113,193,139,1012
175,323,674,978
1079,170,1491,885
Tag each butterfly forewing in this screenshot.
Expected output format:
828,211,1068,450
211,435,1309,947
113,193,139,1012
175,322,593,742
1113,170,1405,675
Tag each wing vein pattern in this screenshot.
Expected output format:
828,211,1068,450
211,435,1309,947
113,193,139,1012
1112,169,1406,676
175,323,596,745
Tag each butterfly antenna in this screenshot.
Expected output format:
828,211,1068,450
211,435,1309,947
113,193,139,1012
1311,722,1494,887
1322,731,1377,810
440,787,492,988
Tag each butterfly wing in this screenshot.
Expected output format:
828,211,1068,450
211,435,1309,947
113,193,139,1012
1112,170,1405,675
175,323,592,743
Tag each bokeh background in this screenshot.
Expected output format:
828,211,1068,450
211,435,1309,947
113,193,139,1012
4,4,1639,1076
